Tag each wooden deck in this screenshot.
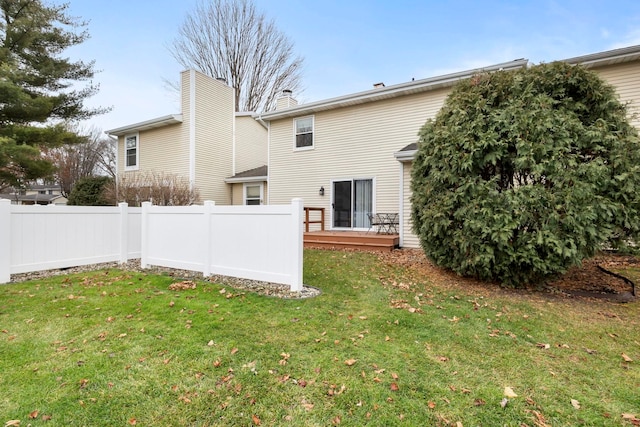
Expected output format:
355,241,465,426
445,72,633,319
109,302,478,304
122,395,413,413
304,231,399,252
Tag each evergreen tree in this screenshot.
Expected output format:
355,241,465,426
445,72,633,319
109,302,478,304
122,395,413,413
411,62,640,286
0,0,106,191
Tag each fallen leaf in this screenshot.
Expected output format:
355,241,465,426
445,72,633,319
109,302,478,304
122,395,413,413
428,401,436,409
536,343,551,349
230,347,238,355
41,415,52,421
473,398,485,406
500,398,509,408
29,410,39,419
4,421,20,427
571,399,580,409
622,353,633,362
128,418,137,425
391,372,399,380
344,358,357,366
252,414,261,425
503,387,518,398
332,415,341,425
390,382,399,391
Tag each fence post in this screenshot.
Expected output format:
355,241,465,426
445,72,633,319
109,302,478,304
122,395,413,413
290,198,304,292
141,202,151,269
0,200,11,283
118,202,128,264
202,201,215,277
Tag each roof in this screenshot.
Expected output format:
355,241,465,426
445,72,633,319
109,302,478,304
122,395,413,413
562,44,640,68
105,114,183,136
225,165,268,183
0,193,66,203
394,143,418,162
259,59,529,121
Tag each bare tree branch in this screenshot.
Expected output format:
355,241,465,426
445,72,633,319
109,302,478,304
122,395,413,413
168,0,304,112
42,125,116,197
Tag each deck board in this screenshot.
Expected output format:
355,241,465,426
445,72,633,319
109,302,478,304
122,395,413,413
304,231,399,252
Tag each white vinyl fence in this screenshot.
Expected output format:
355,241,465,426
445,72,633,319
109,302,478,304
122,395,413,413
0,198,304,291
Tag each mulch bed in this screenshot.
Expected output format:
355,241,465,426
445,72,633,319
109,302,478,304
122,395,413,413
376,249,638,303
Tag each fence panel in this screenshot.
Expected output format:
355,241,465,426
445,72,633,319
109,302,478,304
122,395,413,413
2,199,303,291
1,201,139,282
208,204,300,287
142,204,206,271
141,199,303,290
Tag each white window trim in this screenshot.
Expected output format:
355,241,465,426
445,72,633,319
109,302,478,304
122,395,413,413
330,176,376,231
293,115,314,151
124,133,139,171
243,182,263,205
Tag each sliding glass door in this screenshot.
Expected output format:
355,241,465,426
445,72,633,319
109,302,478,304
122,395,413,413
332,179,373,229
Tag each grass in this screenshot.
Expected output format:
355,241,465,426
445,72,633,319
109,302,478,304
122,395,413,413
1,249,639,426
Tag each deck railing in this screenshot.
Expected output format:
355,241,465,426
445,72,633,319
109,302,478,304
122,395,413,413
303,207,325,232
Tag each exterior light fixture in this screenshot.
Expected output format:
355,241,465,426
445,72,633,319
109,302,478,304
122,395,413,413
319,186,325,196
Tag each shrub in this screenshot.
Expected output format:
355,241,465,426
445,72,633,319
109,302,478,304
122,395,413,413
67,176,113,206
411,62,640,286
104,171,200,206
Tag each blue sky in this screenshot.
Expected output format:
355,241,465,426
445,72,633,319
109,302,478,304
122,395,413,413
65,0,640,133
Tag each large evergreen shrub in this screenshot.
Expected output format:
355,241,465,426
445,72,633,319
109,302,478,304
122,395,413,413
67,176,113,206
411,62,640,286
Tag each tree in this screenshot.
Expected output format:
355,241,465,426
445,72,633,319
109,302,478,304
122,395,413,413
411,62,640,286
67,176,112,206
169,0,304,112
0,0,106,191
43,126,116,197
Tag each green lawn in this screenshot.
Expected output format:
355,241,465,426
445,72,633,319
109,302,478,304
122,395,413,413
1,249,639,426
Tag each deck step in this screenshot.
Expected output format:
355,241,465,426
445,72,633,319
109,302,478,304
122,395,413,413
304,231,398,252
304,241,395,252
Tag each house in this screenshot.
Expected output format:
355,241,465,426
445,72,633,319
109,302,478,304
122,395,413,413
105,70,268,205
259,44,640,248
106,45,640,248
0,183,67,205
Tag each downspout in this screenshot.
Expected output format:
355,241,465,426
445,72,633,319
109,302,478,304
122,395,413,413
257,115,270,205
398,161,404,248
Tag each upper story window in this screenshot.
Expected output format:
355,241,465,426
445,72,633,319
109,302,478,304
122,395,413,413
125,134,139,170
294,116,314,150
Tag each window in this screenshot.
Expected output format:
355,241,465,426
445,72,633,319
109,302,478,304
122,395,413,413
294,116,313,149
125,134,139,170
244,183,262,205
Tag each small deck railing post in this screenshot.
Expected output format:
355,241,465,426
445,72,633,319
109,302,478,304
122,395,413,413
303,207,325,232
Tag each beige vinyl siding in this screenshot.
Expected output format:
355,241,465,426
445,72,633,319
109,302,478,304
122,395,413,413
192,71,235,203
401,161,420,248
591,61,640,128
235,116,268,173
116,124,188,178
269,88,449,235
